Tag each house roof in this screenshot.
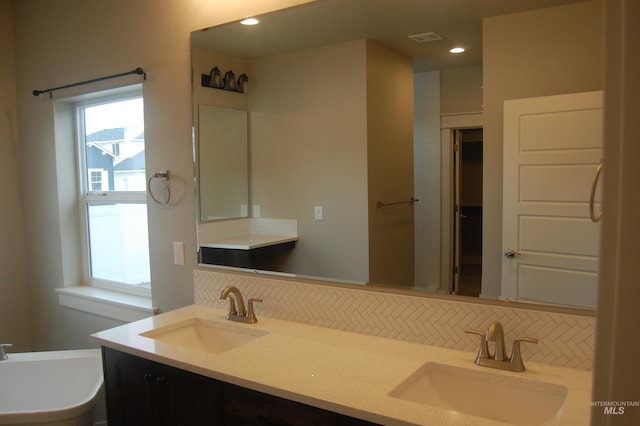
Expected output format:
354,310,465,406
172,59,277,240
87,128,125,142
87,128,144,143
114,150,145,171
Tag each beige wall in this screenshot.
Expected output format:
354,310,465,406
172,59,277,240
414,70,441,290
592,1,640,422
0,0,31,351
482,0,603,297
440,65,483,115
250,40,370,282
366,41,415,286
10,0,312,351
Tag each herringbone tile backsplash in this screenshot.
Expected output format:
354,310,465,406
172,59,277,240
194,269,595,370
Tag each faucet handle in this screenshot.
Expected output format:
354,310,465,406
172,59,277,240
514,337,539,344
510,337,539,371
0,343,13,361
465,329,489,361
246,298,263,324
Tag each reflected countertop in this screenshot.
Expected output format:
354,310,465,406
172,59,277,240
199,234,298,250
91,304,592,425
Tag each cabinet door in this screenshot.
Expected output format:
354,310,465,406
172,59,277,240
167,364,223,425
103,347,223,426
103,347,157,425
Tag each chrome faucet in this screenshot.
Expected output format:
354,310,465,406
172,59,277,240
0,343,12,361
219,286,262,324
487,321,507,361
465,321,538,372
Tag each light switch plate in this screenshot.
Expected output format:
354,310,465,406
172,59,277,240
173,241,185,265
314,206,324,221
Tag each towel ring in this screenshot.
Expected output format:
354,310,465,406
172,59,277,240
148,171,171,205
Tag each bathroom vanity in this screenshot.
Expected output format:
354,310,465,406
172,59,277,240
103,347,372,425
197,218,298,271
92,304,592,425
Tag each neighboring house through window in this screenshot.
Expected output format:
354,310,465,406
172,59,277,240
76,91,150,294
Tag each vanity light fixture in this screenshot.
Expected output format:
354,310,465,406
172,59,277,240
450,47,465,54
240,18,260,26
202,66,249,93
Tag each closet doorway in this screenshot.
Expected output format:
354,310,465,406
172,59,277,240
452,128,483,296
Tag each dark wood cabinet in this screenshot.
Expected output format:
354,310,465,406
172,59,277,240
199,242,295,271
223,382,337,425
102,347,223,425
102,347,379,426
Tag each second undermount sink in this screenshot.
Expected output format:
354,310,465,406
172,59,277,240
389,362,568,425
140,318,268,354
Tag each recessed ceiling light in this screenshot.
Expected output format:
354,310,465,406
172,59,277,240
450,47,465,54
240,18,260,26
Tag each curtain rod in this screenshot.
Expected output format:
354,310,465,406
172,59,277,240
33,67,146,97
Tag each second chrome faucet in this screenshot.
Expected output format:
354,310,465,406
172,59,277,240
220,286,262,324
465,321,538,372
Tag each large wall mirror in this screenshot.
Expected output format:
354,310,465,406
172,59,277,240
191,0,602,312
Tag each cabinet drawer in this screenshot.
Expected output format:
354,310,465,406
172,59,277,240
224,383,337,425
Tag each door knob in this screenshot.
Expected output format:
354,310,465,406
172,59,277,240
504,249,521,258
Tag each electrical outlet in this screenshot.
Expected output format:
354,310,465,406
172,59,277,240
253,204,261,218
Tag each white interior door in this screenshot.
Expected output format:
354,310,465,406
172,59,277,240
502,91,602,308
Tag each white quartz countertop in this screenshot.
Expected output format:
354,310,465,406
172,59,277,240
199,234,297,250
91,304,592,425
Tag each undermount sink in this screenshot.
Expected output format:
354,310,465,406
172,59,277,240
389,362,568,425
140,318,268,354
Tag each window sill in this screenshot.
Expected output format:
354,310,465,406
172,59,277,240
56,286,156,322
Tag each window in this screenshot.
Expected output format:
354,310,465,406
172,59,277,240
76,92,150,294
88,169,108,191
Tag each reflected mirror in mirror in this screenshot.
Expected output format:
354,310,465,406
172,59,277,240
197,105,248,221
192,0,602,311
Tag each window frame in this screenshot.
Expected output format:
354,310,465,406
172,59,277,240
74,89,151,298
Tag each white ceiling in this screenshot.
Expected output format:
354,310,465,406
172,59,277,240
191,0,587,72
